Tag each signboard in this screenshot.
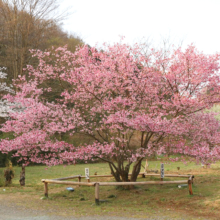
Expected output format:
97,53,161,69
160,163,164,178
85,168,90,179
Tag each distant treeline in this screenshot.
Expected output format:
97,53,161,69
0,0,84,82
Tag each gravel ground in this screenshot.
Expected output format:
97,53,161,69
0,202,191,220
0,193,207,220
0,204,160,220
0,203,134,220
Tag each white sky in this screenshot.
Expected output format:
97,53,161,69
60,0,220,54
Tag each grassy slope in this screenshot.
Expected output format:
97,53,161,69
0,161,220,219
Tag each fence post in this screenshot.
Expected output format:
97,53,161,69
95,183,99,205
78,176,81,187
44,182,48,197
160,163,164,185
19,164,25,186
188,176,193,195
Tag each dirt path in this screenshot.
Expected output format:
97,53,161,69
0,202,178,220
0,202,140,220
0,202,141,220
0,199,207,220
0,192,209,220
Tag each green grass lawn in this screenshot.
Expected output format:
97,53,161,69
0,160,220,219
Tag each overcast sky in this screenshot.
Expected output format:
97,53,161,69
60,0,220,54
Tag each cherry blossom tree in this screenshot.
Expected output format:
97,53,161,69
0,42,220,182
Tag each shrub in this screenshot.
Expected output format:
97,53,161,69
4,160,14,185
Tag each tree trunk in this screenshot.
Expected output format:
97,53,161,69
109,163,121,182
130,158,143,182
108,159,143,189
19,164,25,186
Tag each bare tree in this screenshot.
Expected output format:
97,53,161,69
0,0,69,80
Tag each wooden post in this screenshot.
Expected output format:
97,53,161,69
19,164,25,186
95,183,99,205
160,177,163,186
78,176,81,187
160,163,164,185
191,175,194,184
188,177,193,195
44,182,48,197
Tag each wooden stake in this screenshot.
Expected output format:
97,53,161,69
19,164,25,186
78,176,81,187
188,177,193,195
191,175,195,184
95,183,99,205
160,163,164,185
44,182,48,197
